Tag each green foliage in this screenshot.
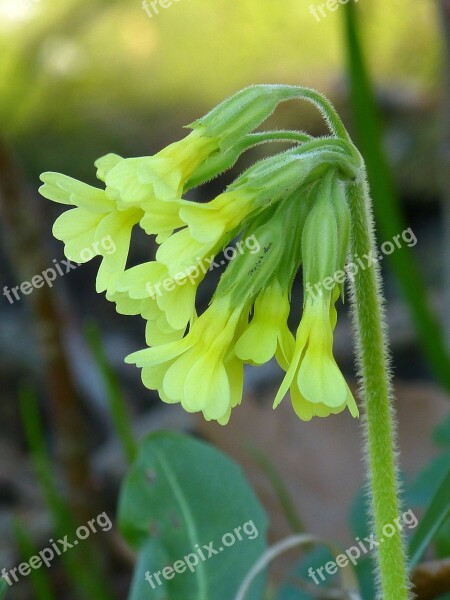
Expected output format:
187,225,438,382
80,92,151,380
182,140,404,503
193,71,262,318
408,411,450,567
19,386,114,600
13,520,56,600
409,465,450,569
247,446,305,535
0,580,7,599
0,0,439,180
84,321,137,464
275,547,338,599
118,431,268,600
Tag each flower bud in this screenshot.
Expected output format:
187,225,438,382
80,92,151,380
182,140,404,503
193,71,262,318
301,173,340,291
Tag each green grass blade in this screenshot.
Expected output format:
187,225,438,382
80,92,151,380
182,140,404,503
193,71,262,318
19,385,114,600
84,321,137,464
247,446,305,535
343,3,450,391
13,519,56,600
408,464,450,568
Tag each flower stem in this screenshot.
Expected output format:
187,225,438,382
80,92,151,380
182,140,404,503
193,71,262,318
347,176,410,599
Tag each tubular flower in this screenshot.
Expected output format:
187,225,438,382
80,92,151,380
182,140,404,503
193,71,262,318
273,173,359,420
126,297,247,424
274,289,358,420
235,278,294,370
179,188,258,245
102,129,219,243
110,259,203,344
125,200,296,424
39,173,142,293
104,128,218,207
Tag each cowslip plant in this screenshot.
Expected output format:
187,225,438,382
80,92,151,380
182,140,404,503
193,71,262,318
39,85,411,598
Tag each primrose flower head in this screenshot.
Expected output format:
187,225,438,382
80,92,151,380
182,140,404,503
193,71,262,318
39,85,364,425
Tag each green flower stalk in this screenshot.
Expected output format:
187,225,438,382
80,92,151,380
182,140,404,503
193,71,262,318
39,85,410,597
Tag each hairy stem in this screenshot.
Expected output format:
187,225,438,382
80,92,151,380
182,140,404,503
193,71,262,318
347,176,410,599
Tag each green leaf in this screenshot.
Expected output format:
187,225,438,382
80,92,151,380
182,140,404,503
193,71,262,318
119,431,268,600
433,414,450,447
408,452,450,506
408,463,450,568
0,580,8,599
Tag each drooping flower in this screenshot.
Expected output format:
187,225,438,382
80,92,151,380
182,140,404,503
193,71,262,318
109,259,202,345
39,85,364,426
273,172,359,420
179,188,257,245
125,297,247,424
234,278,295,370
101,129,219,243
39,129,221,291
39,173,142,293
273,289,358,420
103,128,218,206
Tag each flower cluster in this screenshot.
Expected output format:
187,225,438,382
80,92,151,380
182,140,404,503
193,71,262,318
39,85,362,424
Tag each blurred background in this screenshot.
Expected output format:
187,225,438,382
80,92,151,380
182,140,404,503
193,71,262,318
0,0,449,598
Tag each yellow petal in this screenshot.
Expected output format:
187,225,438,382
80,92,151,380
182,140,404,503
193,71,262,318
95,154,123,182
52,208,102,263
156,278,197,330
125,339,189,367
156,229,207,277
184,357,230,419
106,290,142,315
179,204,225,244
145,319,185,346
298,348,348,408
136,157,182,200
235,320,278,364
139,200,184,237
225,357,244,409
162,351,195,402
116,262,167,299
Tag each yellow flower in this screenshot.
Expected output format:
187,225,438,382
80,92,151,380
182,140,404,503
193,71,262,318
155,228,219,279
273,290,358,420
100,157,185,243
234,278,294,369
125,298,246,424
155,188,258,277
111,260,201,343
102,129,218,242
179,189,257,244
39,173,142,293
273,173,358,420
